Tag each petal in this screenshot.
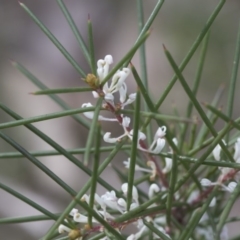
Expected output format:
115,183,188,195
200,178,212,186
82,103,94,119
103,132,118,143
123,93,137,106
227,182,237,192
110,68,130,93
213,140,226,161
234,138,240,162
129,130,146,141
121,183,139,203
119,83,127,103
104,93,114,102
122,116,131,128
163,157,173,174
97,59,105,80
149,138,165,154
154,126,167,140
69,208,79,216
148,183,160,199
213,144,221,161
58,224,71,233
210,197,216,207
117,198,127,209
104,55,113,65
92,91,99,98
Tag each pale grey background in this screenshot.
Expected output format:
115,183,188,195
0,0,240,239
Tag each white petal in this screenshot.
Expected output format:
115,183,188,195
121,183,128,195
121,183,139,203
148,183,160,199
210,197,216,207
117,198,127,209
119,83,127,103
103,132,118,143
213,140,226,161
172,138,178,146
121,92,137,108
213,144,221,161
200,178,212,187
149,138,165,154
58,224,71,233
74,213,98,223
69,208,78,216
97,59,105,80
110,68,130,93
104,93,114,102
123,158,130,168
82,103,94,119
122,116,131,128
227,182,237,192
234,138,240,163
129,130,146,141
130,202,139,210
104,55,113,65
163,157,173,174
154,126,167,140
92,91,99,98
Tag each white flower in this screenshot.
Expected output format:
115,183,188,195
147,126,166,154
121,92,137,108
200,178,213,187
129,127,166,154
97,55,113,82
234,138,240,163
103,132,128,143
97,59,130,98
69,208,79,216
122,116,131,128
121,183,139,205
227,182,237,192
103,116,131,143
212,140,226,161
82,103,117,121
106,68,130,94
58,224,71,234
123,159,157,180
74,212,97,223
163,138,177,174
209,197,216,207
94,55,132,104
148,183,160,199
100,190,126,213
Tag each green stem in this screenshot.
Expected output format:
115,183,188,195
19,2,86,77
56,0,90,65
127,90,141,211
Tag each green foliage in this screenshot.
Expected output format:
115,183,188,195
1,0,240,239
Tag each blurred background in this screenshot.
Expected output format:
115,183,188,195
0,0,240,239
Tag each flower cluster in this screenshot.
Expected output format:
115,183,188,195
58,183,170,240
200,138,240,192
78,54,240,240
82,55,167,155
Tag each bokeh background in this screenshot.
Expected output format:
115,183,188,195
0,0,240,239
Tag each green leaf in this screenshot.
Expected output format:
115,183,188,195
164,44,235,163
32,87,92,95
19,2,86,77
155,0,226,109
83,98,103,166
0,182,58,222
56,0,90,65
127,90,141,210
